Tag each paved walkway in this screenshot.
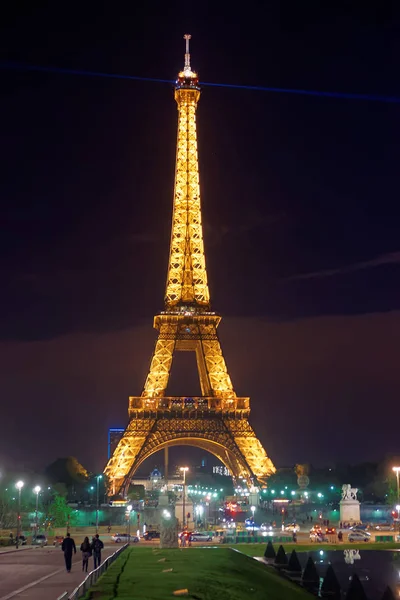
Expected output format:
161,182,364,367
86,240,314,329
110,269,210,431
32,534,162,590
0,544,117,600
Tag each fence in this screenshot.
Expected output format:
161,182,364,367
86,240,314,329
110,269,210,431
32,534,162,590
60,543,128,600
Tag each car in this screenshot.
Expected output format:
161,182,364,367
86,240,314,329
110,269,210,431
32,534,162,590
189,532,212,542
143,530,160,541
111,533,139,543
374,523,394,531
32,534,48,546
348,531,371,542
325,527,336,535
284,523,300,533
310,531,328,542
53,535,64,547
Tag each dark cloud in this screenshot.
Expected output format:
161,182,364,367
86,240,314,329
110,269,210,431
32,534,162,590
288,251,400,281
0,311,398,472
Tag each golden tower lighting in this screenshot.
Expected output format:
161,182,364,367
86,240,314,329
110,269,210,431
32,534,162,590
104,35,275,497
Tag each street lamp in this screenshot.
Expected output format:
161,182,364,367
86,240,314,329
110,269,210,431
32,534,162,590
15,481,24,548
96,475,103,533
393,467,400,505
126,505,132,541
250,505,256,536
33,486,41,535
180,467,189,529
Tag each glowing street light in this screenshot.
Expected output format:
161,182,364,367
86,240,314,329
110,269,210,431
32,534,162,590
96,475,103,533
250,505,256,535
393,467,400,505
126,504,133,540
180,467,189,528
33,486,41,534
15,481,24,547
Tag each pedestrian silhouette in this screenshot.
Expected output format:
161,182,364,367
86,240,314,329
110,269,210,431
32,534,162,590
61,533,76,572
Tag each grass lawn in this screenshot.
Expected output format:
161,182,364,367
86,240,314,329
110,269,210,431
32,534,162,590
231,541,400,556
83,546,311,600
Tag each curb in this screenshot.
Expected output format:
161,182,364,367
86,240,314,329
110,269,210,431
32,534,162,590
0,546,34,556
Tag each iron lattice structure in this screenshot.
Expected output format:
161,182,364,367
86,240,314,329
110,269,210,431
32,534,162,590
104,35,275,496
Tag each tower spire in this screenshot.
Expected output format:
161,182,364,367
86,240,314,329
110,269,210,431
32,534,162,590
166,35,208,308
184,33,191,73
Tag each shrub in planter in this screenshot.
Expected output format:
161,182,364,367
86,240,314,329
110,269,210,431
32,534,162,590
345,573,367,600
264,540,276,560
287,550,302,576
302,557,319,592
321,564,341,599
381,586,395,600
274,545,288,567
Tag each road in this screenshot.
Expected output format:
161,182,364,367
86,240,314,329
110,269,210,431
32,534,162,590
0,544,117,600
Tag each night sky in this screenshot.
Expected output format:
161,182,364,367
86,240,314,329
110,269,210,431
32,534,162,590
1,2,399,474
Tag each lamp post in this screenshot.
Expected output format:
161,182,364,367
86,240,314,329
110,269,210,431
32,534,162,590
33,486,41,535
96,475,102,534
393,467,400,504
15,481,24,548
180,467,189,529
127,505,132,542
250,505,256,536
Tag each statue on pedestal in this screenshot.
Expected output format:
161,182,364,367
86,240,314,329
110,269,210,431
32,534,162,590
341,484,358,501
340,483,361,526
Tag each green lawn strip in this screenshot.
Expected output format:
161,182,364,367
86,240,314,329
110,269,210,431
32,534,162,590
84,546,311,600
229,542,400,556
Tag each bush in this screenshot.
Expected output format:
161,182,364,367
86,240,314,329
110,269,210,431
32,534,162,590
0,537,13,547
264,540,276,559
321,564,341,599
287,550,302,575
302,556,319,590
345,573,367,600
381,586,396,600
274,545,288,567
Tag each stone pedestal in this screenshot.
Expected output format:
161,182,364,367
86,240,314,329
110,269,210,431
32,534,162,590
340,500,361,525
160,515,179,548
249,491,260,508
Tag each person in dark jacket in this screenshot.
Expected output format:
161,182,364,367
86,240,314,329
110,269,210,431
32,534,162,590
91,533,104,569
61,532,76,572
80,536,92,572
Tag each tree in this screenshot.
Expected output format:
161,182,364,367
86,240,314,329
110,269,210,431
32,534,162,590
128,485,145,501
47,493,77,528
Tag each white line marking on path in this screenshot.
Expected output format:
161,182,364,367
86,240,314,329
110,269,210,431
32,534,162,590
0,567,65,600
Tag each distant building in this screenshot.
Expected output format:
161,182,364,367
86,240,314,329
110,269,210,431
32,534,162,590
108,428,124,459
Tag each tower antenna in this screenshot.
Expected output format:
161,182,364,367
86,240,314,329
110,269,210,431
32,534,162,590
184,33,191,71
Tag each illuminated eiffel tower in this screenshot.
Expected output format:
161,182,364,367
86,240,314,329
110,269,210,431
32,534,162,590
105,35,275,496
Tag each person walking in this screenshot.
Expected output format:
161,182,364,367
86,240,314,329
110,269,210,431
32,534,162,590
91,533,104,569
80,536,92,573
61,532,76,573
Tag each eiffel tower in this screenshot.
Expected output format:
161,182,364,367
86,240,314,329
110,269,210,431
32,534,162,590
104,35,275,496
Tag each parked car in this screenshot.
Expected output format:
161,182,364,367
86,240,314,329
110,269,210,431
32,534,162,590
348,531,371,543
32,534,48,546
284,523,300,533
143,530,160,541
111,533,139,543
53,535,64,547
189,532,212,542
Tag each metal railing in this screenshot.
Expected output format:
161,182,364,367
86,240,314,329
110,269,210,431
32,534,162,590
60,543,128,600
